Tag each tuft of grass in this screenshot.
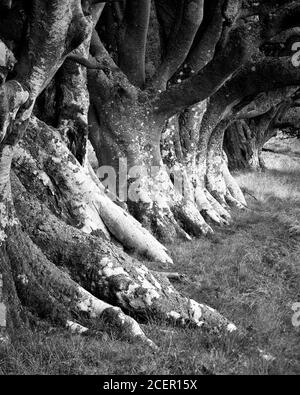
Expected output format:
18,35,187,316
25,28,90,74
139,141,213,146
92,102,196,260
1,137,299,375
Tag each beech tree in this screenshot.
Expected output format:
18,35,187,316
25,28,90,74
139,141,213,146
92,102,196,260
0,0,300,347
85,0,300,236
224,91,300,171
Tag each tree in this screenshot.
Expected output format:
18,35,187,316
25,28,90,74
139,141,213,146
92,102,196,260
224,92,300,171
0,0,300,347
85,0,300,237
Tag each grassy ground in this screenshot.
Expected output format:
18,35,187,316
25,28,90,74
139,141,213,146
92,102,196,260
0,137,299,375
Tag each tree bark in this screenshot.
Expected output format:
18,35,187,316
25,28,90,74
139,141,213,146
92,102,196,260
224,92,298,171
224,120,269,171
1,0,299,349
2,115,236,347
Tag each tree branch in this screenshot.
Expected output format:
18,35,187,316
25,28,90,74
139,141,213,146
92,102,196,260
151,0,204,90
88,28,131,94
65,2,106,70
200,56,300,149
228,59,300,116
234,87,299,120
118,0,151,88
185,0,225,73
15,0,90,103
152,29,250,117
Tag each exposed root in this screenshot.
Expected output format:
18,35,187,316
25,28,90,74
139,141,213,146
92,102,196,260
13,117,173,265
173,200,213,236
12,173,237,336
223,164,247,207
76,286,158,349
225,191,246,209
205,120,247,211
129,199,192,244
161,117,233,234
195,186,231,225
66,320,89,334
128,166,212,242
207,155,247,210
204,190,231,220
4,223,157,349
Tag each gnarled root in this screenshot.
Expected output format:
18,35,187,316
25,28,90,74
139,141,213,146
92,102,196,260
206,123,247,210
2,222,157,349
11,172,237,337
127,166,213,243
207,154,247,209
13,117,173,265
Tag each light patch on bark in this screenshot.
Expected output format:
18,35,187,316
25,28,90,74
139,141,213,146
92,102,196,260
167,311,184,322
188,299,203,325
17,274,29,286
0,40,15,68
113,267,162,308
0,146,12,197
66,320,89,334
0,41,7,66
0,81,29,147
101,265,128,278
76,285,157,349
200,304,216,313
135,266,162,291
26,118,110,237
77,286,112,317
25,1,76,99
166,298,237,332
0,146,18,242
227,323,238,332
149,274,163,291
141,284,161,305
14,146,57,196
167,286,175,294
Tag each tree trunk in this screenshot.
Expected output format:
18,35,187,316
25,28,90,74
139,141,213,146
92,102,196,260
206,120,247,208
223,120,261,171
14,117,173,264
2,117,239,346
2,115,237,346
88,69,216,242
160,99,242,230
224,112,281,172
0,1,189,347
162,102,230,228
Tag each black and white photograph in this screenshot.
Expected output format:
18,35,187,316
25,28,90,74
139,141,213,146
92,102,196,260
0,0,299,377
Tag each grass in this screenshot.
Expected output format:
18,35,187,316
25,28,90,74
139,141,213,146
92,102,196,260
1,136,299,375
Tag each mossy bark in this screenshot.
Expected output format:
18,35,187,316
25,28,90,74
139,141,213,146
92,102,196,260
0,112,238,348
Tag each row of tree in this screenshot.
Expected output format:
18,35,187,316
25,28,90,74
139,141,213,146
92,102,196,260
224,99,300,171
0,0,300,347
